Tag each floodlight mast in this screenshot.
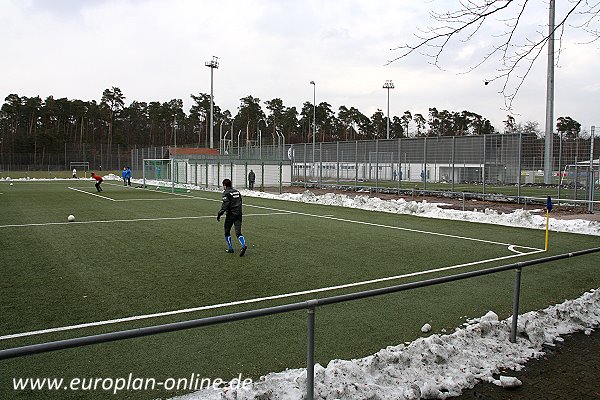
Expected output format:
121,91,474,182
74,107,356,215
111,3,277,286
205,56,219,149
383,80,394,140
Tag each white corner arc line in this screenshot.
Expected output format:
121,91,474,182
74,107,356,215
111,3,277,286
0,248,544,341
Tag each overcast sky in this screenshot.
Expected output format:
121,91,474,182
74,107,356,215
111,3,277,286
1,0,598,133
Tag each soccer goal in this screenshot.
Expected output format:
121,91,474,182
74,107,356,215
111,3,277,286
142,159,172,188
69,162,90,178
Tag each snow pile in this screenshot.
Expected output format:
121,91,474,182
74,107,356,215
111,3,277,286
240,190,600,236
173,289,600,400
4,176,599,236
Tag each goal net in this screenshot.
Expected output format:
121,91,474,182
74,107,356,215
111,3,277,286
69,162,90,178
142,159,172,187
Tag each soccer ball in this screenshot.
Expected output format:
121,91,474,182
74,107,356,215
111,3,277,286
68,215,75,222
9,183,13,186
156,186,160,190
186,189,191,193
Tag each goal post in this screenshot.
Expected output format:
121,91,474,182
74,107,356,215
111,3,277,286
69,162,90,178
142,159,172,188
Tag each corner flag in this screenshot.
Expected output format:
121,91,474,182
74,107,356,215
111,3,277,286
546,196,553,212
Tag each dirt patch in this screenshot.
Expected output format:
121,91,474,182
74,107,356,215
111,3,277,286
454,330,600,400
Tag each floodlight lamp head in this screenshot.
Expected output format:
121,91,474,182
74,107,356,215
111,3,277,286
205,56,220,69
310,81,315,85
383,80,394,89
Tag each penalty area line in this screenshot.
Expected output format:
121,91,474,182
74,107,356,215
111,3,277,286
68,187,116,201
0,248,543,341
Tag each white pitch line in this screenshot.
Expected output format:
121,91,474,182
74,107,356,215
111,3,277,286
170,194,538,251
0,248,544,341
242,203,545,252
68,187,116,201
180,193,543,252
0,213,288,228
69,184,199,201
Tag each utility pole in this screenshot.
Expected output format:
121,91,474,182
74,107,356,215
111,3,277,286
310,81,316,166
544,0,555,184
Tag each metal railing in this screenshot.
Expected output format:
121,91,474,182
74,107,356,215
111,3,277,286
1,247,599,399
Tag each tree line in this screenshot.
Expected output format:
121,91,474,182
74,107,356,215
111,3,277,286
0,87,583,158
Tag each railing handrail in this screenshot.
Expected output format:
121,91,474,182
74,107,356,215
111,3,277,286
1,247,598,361
1,247,599,398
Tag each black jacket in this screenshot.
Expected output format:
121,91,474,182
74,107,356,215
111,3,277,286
219,187,243,216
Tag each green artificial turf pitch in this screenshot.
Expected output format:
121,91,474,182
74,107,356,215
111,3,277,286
0,180,598,399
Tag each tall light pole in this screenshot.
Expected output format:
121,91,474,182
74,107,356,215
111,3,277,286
310,81,316,166
383,80,394,140
544,0,555,184
205,56,219,149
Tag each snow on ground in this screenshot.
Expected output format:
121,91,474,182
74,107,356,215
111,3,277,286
4,176,600,399
173,289,600,400
239,189,600,236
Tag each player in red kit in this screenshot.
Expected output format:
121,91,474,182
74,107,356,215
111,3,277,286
91,172,103,192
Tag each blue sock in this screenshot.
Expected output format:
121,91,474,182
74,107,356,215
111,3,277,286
238,235,246,248
225,235,233,250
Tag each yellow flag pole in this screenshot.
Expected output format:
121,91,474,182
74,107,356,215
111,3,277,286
544,210,550,251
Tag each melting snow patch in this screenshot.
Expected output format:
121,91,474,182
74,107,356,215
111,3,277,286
172,289,600,400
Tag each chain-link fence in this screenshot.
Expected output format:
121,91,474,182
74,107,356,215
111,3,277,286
0,143,135,174
291,133,600,211
2,134,598,211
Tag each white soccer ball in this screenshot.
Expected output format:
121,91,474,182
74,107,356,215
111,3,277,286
68,215,75,222
186,189,191,192
156,186,160,190
9,183,13,186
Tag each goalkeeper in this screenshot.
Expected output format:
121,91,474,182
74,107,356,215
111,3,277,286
217,178,248,257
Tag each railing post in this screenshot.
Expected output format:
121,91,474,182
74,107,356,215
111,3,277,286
306,304,316,400
510,266,522,343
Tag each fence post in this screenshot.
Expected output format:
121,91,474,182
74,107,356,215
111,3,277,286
336,141,340,186
217,162,220,189
482,136,486,194
279,162,283,194
205,162,209,189
355,141,358,190
304,143,307,188
319,142,323,188
397,138,401,192
589,126,596,213
306,304,316,400
510,267,523,343
375,139,379,192
261,162,265,192
557,132,563,205
452,136,456,193
517,134,522,204
423,137,427,191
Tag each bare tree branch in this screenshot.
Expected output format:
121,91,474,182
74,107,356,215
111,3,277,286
388,0,600,112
